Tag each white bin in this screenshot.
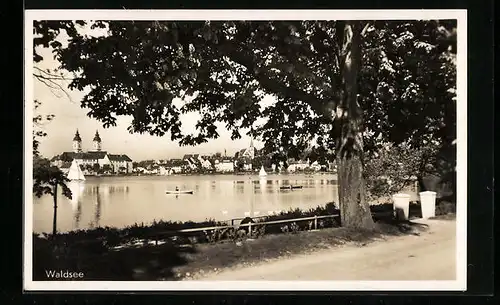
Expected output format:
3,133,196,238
419,191,437,219
392,193,411,220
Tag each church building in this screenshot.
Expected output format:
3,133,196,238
51,130,133,174
234,138,258,171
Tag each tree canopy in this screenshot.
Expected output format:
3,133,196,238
33,156,72,199
34,20,456,161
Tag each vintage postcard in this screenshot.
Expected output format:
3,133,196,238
24,9,467,291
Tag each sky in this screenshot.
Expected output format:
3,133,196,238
32,25,270,161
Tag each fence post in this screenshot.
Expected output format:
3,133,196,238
248,222,252,236
314,216,318,230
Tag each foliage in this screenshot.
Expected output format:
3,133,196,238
359,21,457,191
363,143,425,200
33,156,72,199
32,22,74,202
34,199,451,250
359,21,456,152
32,100,55,157
258,202,340,234
102,164,112,173
35,203,340,247
33,20,85,63
34,21,453,157
33,21,85,99
33,100,71,201
364,140,455,202
203,224,266,243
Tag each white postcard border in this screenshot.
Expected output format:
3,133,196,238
24,9,467,292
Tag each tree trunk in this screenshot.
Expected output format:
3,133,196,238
52,183,58,235
337,154,374,228
335,21,375,230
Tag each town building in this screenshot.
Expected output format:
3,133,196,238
51,130,133,174
286,159,310,172
214,157,235,173
234,138,258,171
158,166,171,176
183,154,201,171
166,158,185,174
199,155,213,170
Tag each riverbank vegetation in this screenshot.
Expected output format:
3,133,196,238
33,200,455,280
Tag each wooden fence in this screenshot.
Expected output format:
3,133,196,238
149,213,341,244
46,210,395,248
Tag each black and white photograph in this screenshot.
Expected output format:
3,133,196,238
24,10,466,291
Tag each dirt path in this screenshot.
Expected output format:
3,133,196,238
197,219,456,281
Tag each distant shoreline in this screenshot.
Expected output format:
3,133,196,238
83,172,338,179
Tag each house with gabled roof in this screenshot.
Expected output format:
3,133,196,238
198,155,213,170
182,154,202,170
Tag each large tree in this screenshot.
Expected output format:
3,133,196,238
33,20,456,229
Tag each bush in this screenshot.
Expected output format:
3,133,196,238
364,143,425,201
435,200,456,215
255,202,340,234
38,203,341,250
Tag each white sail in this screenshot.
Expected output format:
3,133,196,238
67,159,86,181
259,165,267,177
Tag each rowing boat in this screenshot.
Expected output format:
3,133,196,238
279,185,303,190
165,190,194,195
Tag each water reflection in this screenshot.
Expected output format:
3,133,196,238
94,188,102,228
68,181,84,205
67,181,84,229
33,175,339,233
235,183,245,194
93,185,130,194
74,202,82,228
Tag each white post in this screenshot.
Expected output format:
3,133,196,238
392,193,411,220
419,191,437,219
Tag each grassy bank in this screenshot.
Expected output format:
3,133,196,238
33,200,455,281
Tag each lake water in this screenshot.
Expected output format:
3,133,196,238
32,174,339,234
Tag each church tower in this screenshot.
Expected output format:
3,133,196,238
249,138,255,160
92,130,102,151
72,129,82,153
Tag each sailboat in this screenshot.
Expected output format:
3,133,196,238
259,165,267,177
67,159,86,181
